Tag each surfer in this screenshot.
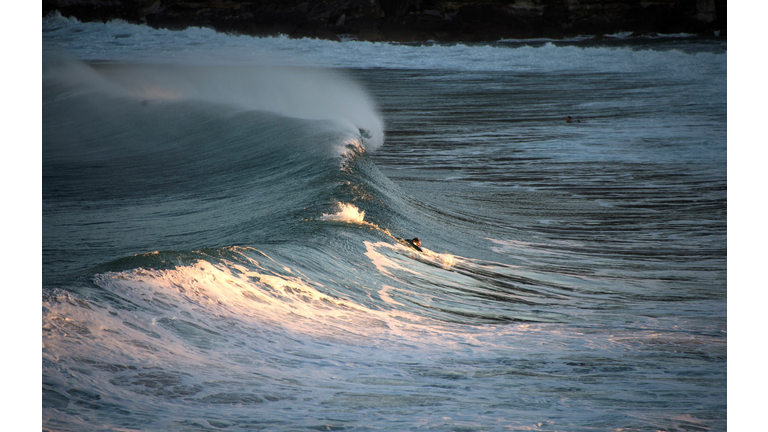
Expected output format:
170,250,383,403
566,116,581,123
406,237,423,252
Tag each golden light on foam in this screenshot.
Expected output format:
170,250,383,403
339,138,365,161
319,202,367,224
365,240,457,274
73,244,512,352
47,253,577,365
363,241,417,278
93,257,422,342
430,250,456,269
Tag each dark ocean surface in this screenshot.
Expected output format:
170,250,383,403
42,13,727,431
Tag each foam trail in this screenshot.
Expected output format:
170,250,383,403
318,203,457,269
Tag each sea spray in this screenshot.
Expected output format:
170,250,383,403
319,202,367,224
43,55,385,151
43,14,727,431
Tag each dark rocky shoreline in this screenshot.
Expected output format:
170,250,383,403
43,0,726,42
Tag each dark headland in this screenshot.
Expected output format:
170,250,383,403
43,0,726,42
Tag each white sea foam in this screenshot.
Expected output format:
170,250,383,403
43,11,724,76
319,202,367,224
41,13,727,430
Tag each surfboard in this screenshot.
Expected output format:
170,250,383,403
402,238,422,252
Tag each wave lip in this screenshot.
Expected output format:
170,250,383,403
43,53,385,151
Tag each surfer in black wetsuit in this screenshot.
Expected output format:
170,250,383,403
406,238,423,252
566,116,581,123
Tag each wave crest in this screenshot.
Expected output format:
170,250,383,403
320,202,367,224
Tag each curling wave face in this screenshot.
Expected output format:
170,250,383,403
42,15,726,431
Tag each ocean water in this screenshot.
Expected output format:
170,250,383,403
42,13,727,432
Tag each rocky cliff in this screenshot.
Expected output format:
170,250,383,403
43,0,727,42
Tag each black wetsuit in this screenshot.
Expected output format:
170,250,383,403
406,239,423,252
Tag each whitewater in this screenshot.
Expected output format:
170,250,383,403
41,12,727,432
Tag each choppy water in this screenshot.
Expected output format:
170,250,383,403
42,12,726,431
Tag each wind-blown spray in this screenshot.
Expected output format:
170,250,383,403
43,55,384,150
